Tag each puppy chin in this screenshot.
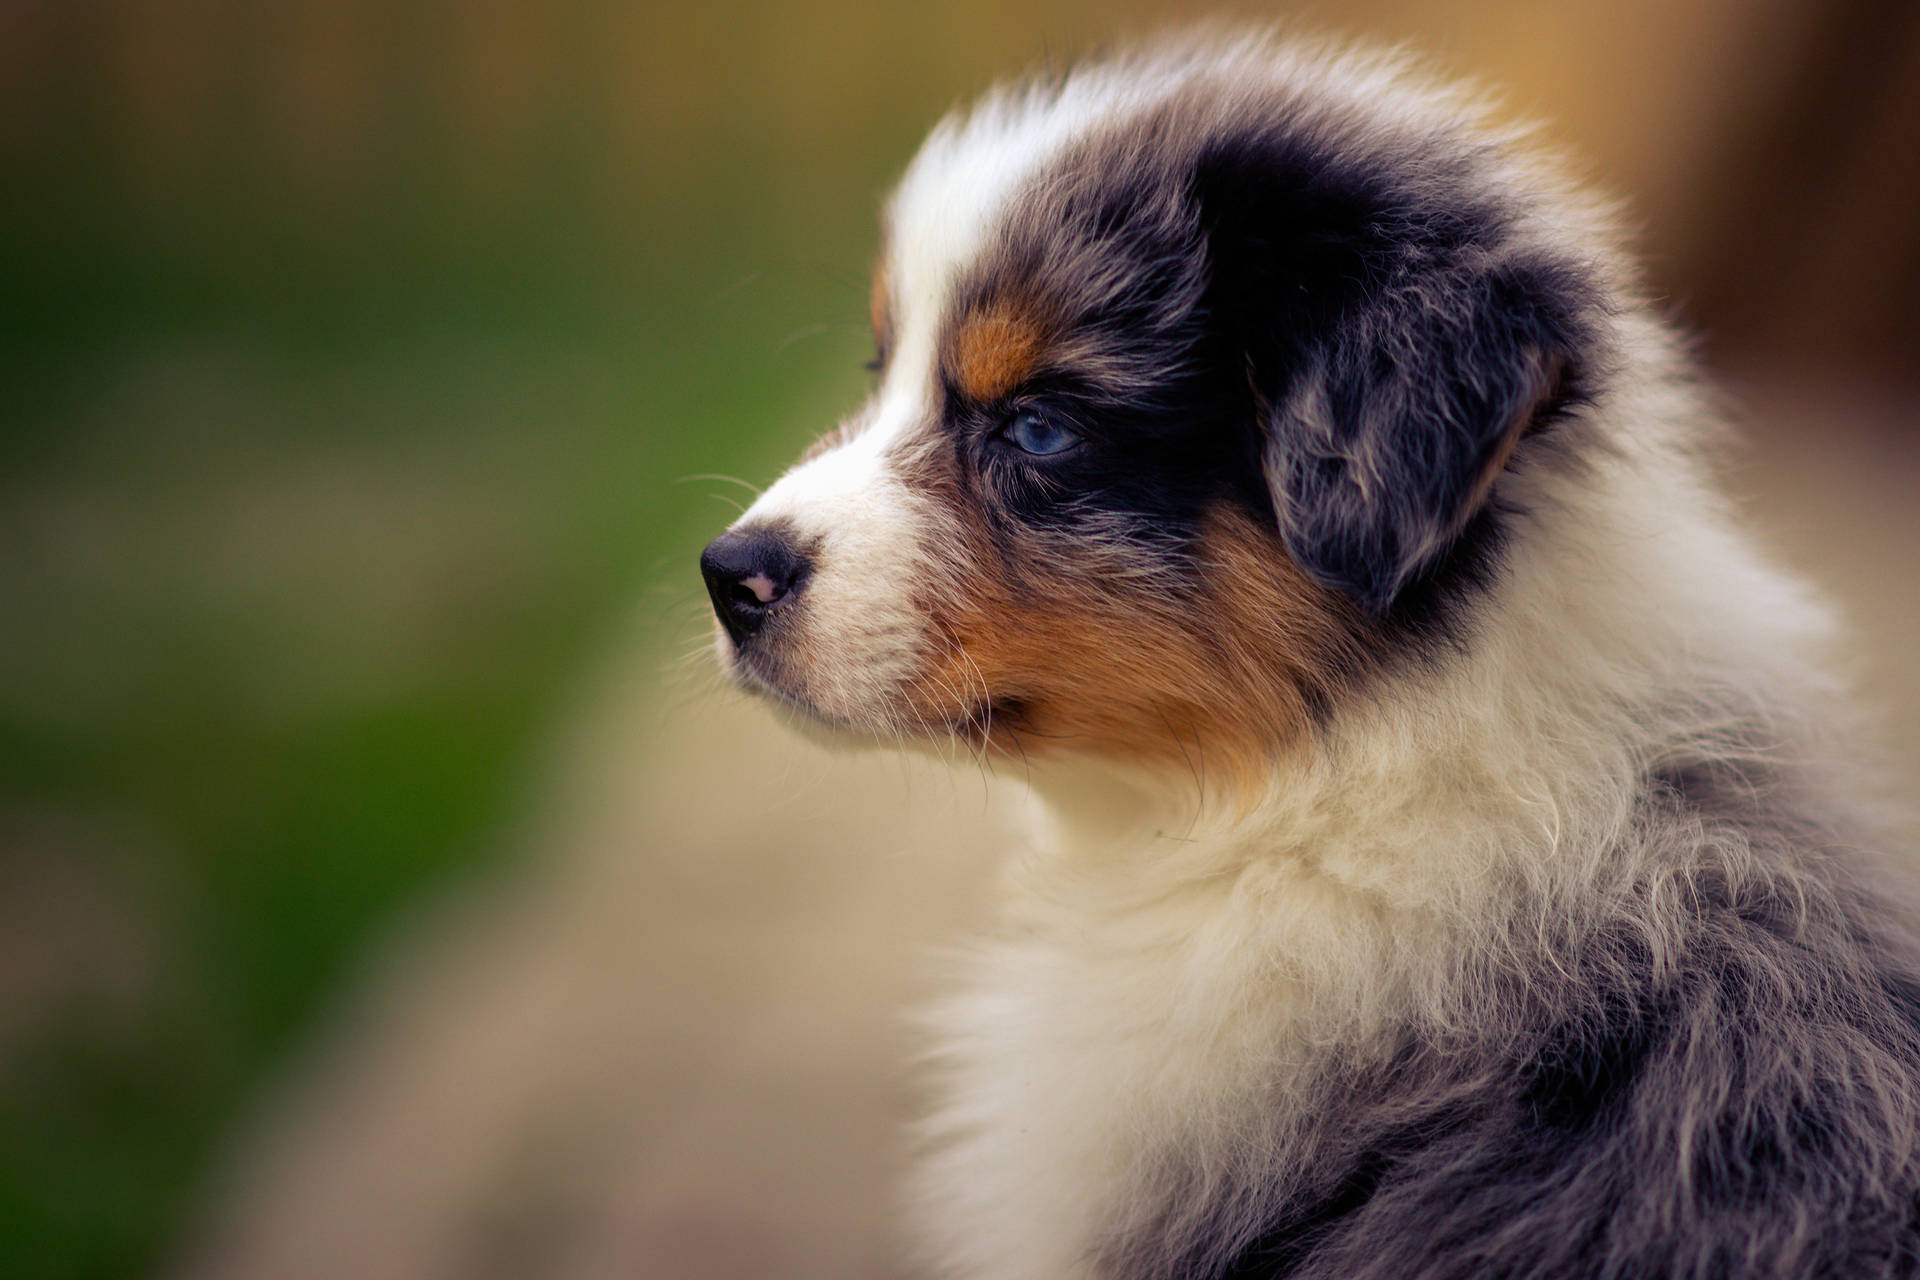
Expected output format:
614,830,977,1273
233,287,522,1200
715,630,909,752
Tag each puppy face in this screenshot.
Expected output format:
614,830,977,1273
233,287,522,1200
702,44,1590,785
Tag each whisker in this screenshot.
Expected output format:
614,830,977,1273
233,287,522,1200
773,321,864,355
674,473,765,497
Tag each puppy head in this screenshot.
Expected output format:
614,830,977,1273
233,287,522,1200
702,38,1596,788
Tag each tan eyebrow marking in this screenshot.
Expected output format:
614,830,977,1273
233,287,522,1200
948,302,1050,402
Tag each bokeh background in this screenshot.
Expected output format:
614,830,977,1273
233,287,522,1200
2,2,1916,1278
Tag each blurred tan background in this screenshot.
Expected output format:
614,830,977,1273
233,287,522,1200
0,3,1915,1278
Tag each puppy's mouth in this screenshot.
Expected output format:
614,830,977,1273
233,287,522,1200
720,639,836,720
722,632,1029,750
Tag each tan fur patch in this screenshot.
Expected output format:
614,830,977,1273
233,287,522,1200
948,304,1050,403
903,496,1375,799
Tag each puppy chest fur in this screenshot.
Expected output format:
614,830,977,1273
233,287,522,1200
701,32,1920,1280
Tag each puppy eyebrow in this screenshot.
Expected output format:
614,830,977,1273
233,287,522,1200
947,302,1051,403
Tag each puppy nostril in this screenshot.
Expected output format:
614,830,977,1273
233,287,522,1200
722,572,785,613
739,572,783,606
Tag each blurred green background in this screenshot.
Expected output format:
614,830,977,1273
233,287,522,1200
2,5,893,1274
2,3,1916,1279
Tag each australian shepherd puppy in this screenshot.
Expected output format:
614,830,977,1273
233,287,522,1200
699,32,1920,1280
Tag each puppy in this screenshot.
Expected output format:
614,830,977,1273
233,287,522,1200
700,32,1920,1280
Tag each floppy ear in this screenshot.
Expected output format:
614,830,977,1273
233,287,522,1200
1195,150,1580,615
1266,265,1573,614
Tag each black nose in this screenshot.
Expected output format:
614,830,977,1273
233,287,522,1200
700,527,810,644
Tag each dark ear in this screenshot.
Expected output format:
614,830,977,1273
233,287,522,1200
1195,149,1581,615
1266,265,1574,614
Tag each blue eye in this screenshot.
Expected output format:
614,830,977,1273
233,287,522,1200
1004,408,1078,456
